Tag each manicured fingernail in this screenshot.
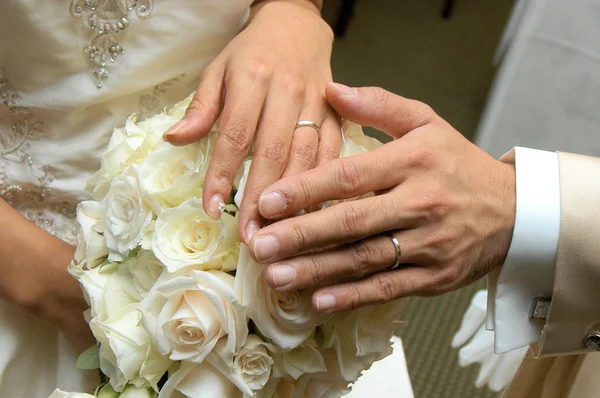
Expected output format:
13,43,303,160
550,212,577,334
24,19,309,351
253,235,279,263
207,194,225,219
268,264,296,288
245,221,260,243
330,82,357,97
259,192,287,217
163,119,187,141
316,294,336,312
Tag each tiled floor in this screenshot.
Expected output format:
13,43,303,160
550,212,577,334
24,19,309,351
322,1,516,397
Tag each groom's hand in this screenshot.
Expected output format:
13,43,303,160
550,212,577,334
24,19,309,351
249,84,517,313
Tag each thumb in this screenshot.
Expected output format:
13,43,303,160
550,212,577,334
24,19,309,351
325,83,436,139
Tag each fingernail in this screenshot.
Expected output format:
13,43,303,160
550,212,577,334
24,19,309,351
207,194,225,219
245,221,260,243
253,235,279,263
316,294,336,312
163,119,187,141
330,82,357,97
268,264,296,288
259,192,287,217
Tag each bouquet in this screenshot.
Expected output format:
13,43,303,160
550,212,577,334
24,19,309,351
51,94,407,398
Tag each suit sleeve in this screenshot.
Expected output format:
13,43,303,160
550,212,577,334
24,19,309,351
537,152,600,356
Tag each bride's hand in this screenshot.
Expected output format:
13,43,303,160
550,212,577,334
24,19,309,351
163,0,339,244
248,84,516,312
0,200,94,349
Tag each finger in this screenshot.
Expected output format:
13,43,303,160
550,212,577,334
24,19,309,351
257,142,405,219
202,71,269,219
251,194,410,263
314,111,342,167
164,64,225,145
487,347,527,392
457,327,495,366
326,83,437,139
280,108,320,178
265,234,400,291
451,293,488,348
475,350,502,389
237,80,304,242
311,265,434,313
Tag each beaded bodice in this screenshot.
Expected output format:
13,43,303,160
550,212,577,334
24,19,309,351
0,0,251,244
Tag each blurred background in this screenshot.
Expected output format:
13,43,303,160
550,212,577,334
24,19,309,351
321,0,600,396
322,1,514,397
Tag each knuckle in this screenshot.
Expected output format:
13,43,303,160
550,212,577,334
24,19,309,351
351,241,375,278
186,97,204,113
406,142,435,170
245,58,274,83
221,118,253,154
336,159,361,196
212,167,236,189
338,204,365,237
422,186,451,219
346,284,363,311
279,74,305,98
291,222,311,251
431,266,460,289
291,144,317,168
306,257,326,285
255,140,288,169
320,144,341,162
372,87,392,113
373,274,397,303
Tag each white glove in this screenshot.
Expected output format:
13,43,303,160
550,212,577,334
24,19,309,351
451,290,528,392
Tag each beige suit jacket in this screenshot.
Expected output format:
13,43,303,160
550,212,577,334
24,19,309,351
505,152,600,397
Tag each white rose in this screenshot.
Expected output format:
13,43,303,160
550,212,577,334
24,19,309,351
139,270,247,365
74,200,108,269
87,116,156,201
234,335,275,390
272,337,326,380
137,136,214,213
102,166,153,262
69,260,113,319
158,339,253,398
120,250,164,300
136,112,179,137
294,347,351,398
152,198,240,273
48,389,96,398
340,120,382,157
118,385,158,398
234,245,329,350
320,299,407,382
77,262,172,391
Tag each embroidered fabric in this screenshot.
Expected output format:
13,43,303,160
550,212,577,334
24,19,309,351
0,1,251,251
0,1,253,396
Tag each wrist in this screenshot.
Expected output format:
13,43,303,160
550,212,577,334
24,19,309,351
494,162,517,268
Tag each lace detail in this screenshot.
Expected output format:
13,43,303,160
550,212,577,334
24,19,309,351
70,0,154,88
0,69,78,244
138,74,185,119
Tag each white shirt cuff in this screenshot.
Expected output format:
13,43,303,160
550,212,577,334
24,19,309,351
488,147,560,353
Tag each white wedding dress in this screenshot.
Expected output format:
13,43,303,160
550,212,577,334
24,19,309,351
0,1,412,397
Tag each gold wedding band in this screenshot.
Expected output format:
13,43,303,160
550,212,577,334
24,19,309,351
295,120,320,132
386,233,402,270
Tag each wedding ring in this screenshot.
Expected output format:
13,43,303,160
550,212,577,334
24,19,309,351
295,120,320,133
386,233,402,270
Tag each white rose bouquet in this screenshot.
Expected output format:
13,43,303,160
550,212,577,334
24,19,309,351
61,94,407,398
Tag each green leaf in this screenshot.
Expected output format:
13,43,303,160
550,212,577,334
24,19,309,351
76,345,100,370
